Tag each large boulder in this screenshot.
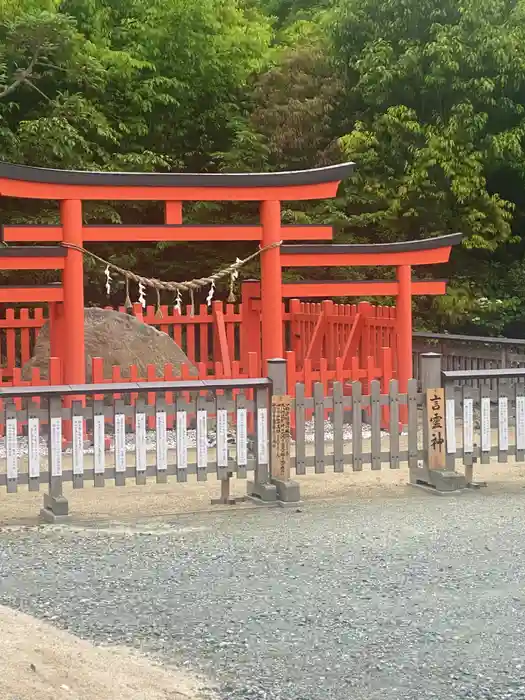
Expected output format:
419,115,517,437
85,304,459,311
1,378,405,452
22,307,198,381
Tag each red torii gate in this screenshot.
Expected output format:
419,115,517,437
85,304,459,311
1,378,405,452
279,235,463,398
0,161,355,384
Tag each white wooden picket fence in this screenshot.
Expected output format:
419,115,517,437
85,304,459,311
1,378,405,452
0,355,524,518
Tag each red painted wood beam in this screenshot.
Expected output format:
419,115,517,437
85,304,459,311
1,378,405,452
0,181,344,202
165,201,182,224
281,234,463,267
0,258,65,270
281,280,447,297
0,161,355,201
2,224,334,243
342,314,366,369
281,247,454,267
0,285,63,302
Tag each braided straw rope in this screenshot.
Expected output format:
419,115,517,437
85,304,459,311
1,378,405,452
61,240,282,294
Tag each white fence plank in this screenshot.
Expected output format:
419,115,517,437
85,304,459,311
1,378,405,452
5,406,17,493
72,403,84,488
480,391,491,462
93,402,105,487
135,400,147,484
176,407,188,478
50,415,62,478
114,402,126,485
498,394,509,460
28,414,40,488
155,398,168,483
463,397,474,456
236,397,248,479
196,399,208,481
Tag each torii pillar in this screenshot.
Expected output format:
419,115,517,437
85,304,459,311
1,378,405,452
60,199,86,385
396,264,412,410
260,200,283,368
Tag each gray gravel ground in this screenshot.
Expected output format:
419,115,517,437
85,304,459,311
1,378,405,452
1,492,525,700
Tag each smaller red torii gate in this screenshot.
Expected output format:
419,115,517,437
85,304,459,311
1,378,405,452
238,233,462,399
277,234,463,397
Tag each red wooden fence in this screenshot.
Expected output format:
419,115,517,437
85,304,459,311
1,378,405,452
0,297,399,397
0,302,244,374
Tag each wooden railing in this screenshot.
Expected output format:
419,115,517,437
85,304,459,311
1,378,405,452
413,331,525,378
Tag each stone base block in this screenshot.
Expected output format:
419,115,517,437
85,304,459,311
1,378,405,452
277,499,303,509
246,480,278,503
409,468,467,495
39,508,72,524
40,494,70,523
270,478,301,504
210,496,247,506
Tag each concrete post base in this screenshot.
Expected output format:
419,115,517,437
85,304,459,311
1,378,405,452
246,480,278,503
211,475,247,505
271,478,301,505
40,494,71,523
409,467,467,495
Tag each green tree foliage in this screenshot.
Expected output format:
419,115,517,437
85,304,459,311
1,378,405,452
0,0,271,297
332,0,525,331
2,0,525,333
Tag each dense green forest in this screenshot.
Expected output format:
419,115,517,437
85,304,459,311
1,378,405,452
2,0,525,335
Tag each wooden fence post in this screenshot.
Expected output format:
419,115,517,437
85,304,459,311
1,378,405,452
246,358,279,504
266,358,300,506
410,352,466,493
40,394,69,522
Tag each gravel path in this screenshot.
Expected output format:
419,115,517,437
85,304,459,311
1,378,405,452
1,493,525,699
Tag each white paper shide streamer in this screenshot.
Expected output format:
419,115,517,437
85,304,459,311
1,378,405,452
138,280,146,308
174,289,182,314
206,280,215,307
105,265,112,296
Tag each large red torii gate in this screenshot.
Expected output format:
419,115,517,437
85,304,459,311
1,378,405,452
0,161,355,385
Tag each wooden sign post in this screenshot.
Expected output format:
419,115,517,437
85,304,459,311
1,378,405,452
425,387,446,470
271,395,292,481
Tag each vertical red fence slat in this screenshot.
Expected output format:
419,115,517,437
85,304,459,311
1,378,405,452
199,304,209,366
19,308,31,365
5,308,16,373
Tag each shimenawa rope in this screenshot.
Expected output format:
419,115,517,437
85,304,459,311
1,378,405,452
60,239,282,312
